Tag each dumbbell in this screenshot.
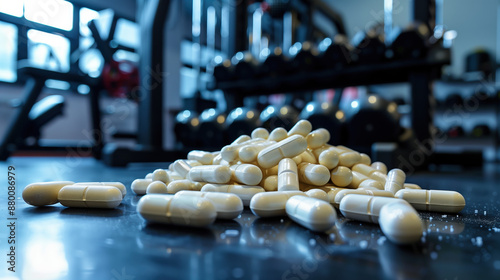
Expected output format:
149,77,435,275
388,23,430,60
471,124,491,138
446,125,465,138
318,35,353,69
174,110,200,148
299,101,345,145
351,30,386,64
198,108,228,149
260,47,289,76
231,52,259,80
212,56,235,82
344,94,400,148
260,105,299,131
288,41,320,72
225,107,261,142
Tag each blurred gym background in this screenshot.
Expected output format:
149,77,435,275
0,0,498,169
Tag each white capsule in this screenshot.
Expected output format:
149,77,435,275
166,170,183,180
185,160,203,167
231,135,251,144
201,184,264,206
221,139,265,162
371,161,387,174
352,163,378,176
132,179,153,195
145,173,153,179
278,158,300,191
339,194,410,223
137,194,216,227
347,171,369,189
330,166,352,187
238,141,276,162
385,169,406,194
326,187,349,205
146,181,168,194
58,185,122,208
268,127,288,142
261,175,278,191
404,183,421,189
187,150,214,165
292,154,303,165
394,189,465,213
305,189,329,202
370,171,388,184
230,164,263,185
358,179,384,190
333,189,394,208
263,165,279,176
288,120,312,137
306,128,330,149
251,127,270,139
73,182,127,198
175,190,243,219
188,165,231,183
298,162,330,186
257,135,307,168
22,181,75,206
379,201,423,244
286,195,337,232
172,160,192,178
359,153,371,165
338,152,362,168
250,191,306,217
167,179,204,193
212,153,223,165
318,149,339,170
299,150,317,163
152,169,170,184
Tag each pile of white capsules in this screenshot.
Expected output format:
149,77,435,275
22,120,466,245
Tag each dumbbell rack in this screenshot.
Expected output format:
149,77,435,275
209,46,451,153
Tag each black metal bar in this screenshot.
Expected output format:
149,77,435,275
89,85,103,159
412,0,436,31
88,20,114,62
0,78,45,160
409,71,434,146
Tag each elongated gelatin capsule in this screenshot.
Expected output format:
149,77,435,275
187,150,214,165
330,166,352,187
358,179,384,190
333,189,394,208
261,175,278,191
347,171,369,189
278,158,300,191
305,189,329,202
167,179,204,193
403,183,421,189
288,120,312,137
268,127,288,142
318,149,339,170
299,150,317,163
339,194,410,223
201,184,264,206
286,195,337,232
131,179,153,195
257,135,307,168
251,127,269,139
250,191,306,217
385,169,406,194
298,162,330,186
221,139,265,162
371,161,387,174
172,160,192,178
359,153,371,165
238,141,276,162
379,201,423,244
22,181,75,206
152,169,170,184
137,194,216,227
230,164,263,186
58,185,123,208
232,135,251,145
146,181,168,194
306,128,330,149
175,190,243,219
394,189,465,213
73,182,127,198
188,165,232,183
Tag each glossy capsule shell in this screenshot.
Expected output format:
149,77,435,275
395,189,466,213
250,191,307,217
230,164,263,185
22,181,75,206
371,161,387,174
167,179,204,193
172,159,192,178
262,175,278,191
379,201,424,244
299,150,317,164
268,127,288,142
146,181,168,194
333,189,394,208
201,184,264,206
58,185,123,208
306,128,330,149
238,141,276,162
288,120,312,137
318,149,339,170
187,150,214,165
251,127,269,139
131,179,153,195
188,165,232,183
137,194,216,227
175,191,243,219
152,169,170,184
330,166,353,187
385,169,406,194
74,182,127,198
257,135,307,168
286,195,337,232
305,189,329,202
359,153,371,165
298,162,330,186
339,194,410,223
278,158,300,191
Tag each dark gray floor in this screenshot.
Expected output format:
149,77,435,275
1,157,499,280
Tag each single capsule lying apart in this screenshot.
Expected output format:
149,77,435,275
379,201,424,244
58,185,123,208
286,195,337,232
339,194,410,223
22,181,75,206
137,194,216,227
250,191,307,217
394,189,466,213
175,191,243,220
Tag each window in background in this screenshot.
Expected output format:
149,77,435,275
24,0,74,31
0,22,18,82
0,0,24,17
78,7,104,77
114,18,139,49
28,29,70,72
